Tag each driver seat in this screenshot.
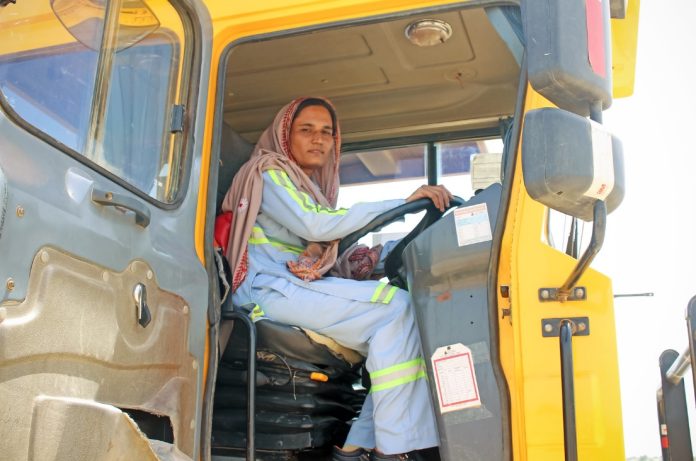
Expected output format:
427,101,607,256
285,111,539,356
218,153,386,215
212,123,367,459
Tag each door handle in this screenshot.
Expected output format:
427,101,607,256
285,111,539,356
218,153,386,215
133,283,152,328
91,188,151,228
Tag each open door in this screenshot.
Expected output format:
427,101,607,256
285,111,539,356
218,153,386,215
0,1,209,459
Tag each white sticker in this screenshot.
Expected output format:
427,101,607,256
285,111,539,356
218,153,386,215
585,122,615,200
431,343,481,413
453,203,492,247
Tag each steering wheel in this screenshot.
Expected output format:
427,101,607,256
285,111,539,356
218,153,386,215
338,196,464,289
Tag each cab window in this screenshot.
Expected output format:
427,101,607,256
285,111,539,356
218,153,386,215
0,1,189,203
338,136,503,245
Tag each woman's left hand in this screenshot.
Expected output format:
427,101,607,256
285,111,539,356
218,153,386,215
405,184,454,212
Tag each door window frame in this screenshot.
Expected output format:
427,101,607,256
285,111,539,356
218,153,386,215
0,1,196,209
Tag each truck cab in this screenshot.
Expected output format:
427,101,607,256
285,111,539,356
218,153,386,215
0,0,639,460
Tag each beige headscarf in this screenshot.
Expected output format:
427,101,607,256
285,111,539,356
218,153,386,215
222,97,344,291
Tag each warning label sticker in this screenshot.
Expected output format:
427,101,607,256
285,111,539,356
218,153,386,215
453,203,492,247
431,343,481,413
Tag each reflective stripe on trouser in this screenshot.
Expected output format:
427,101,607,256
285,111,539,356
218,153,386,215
239,276,439,454
370,358,427,393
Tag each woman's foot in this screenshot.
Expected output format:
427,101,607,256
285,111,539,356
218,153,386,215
370,452,410,460
372,448,439,461
331,446,371,461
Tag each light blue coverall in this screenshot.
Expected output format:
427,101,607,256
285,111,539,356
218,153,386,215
231,169,439,454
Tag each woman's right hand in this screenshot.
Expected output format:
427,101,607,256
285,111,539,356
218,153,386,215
405,184,454,212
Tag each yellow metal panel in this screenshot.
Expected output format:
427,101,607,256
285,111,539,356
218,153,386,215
611,0,640,98
0,1,186,56
0,4,76,53
499,88,625,460
207,0,468,37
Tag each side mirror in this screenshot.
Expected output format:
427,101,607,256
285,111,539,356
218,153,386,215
522,108,625,302
522,108,624,222
523,0,612,116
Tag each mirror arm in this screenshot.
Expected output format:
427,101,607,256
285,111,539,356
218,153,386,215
589,100,603,124
556,200,606,302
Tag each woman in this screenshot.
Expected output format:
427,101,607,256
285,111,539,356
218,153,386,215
222,97,451,460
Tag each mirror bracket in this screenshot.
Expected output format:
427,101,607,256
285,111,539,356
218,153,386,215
539,200,607,303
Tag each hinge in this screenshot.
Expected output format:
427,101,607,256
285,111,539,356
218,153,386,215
170,104,185,133
539,286,587,302
541,317,590,337
500,285,512,319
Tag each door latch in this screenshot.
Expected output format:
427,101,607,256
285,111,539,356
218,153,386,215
133,283,152,328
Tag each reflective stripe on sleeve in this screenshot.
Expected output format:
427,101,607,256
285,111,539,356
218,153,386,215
268,170,348,216
369,358,427,393
248,226,303,254
370,282,399,304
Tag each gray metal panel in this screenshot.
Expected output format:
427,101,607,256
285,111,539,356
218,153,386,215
0,109,208,450
404,184,503,461
0,0,213,455
0,164,6,243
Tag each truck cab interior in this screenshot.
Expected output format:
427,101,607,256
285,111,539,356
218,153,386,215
211,4,522,460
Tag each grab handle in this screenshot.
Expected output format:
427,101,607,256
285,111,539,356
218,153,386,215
91,188,151,228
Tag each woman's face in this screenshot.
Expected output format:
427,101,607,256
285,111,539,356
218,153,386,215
289,104,334,176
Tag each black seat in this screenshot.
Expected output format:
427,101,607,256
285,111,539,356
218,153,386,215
216,123,255,211
214,301,365,457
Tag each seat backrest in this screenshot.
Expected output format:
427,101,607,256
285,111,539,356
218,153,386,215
216,122,255,210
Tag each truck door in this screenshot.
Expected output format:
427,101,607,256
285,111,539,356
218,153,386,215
0,1,210,459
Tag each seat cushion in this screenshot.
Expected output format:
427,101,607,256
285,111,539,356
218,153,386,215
222,315,364,369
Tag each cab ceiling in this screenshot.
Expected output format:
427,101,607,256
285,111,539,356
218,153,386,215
222,7,520,144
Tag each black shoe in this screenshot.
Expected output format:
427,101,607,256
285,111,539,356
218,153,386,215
332,446,371,461
372,448,439,461
371,452,410,461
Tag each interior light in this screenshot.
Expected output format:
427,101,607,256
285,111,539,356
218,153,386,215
404,19,452,47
